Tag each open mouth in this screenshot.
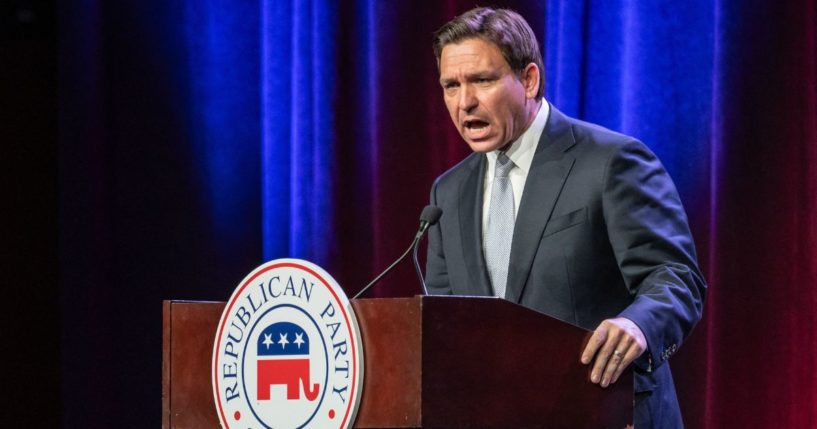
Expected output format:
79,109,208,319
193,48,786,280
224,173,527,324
463,119,491,139
464,119,489,130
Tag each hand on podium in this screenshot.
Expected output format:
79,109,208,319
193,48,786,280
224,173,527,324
580,317,647,388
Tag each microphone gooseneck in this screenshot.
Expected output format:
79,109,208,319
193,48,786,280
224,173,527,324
413,206,442,295
352,205,442,299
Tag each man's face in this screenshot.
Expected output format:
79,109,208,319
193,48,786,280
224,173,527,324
439,38,537,153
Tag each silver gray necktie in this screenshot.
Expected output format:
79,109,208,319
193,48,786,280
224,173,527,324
484,152,515,298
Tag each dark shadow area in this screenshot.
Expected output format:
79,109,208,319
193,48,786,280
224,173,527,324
1,0,59,425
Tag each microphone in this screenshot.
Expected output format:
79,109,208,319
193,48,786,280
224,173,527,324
413,206,443,295
352,205,443,299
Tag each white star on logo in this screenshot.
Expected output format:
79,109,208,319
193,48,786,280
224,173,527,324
262,333,274,349
293,332,305,349
278,332,289,349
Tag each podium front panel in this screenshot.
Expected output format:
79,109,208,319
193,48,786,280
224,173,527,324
162,300,224,428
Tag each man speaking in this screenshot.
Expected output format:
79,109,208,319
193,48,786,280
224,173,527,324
425,7,706,428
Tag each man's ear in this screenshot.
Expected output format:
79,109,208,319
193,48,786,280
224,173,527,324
520,63,540,99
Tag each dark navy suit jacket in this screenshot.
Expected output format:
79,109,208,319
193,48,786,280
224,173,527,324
425,106,706,428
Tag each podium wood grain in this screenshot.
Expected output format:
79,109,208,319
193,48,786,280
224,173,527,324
162,300,225,428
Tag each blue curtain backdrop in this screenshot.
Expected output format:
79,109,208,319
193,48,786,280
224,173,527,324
59,0,816,427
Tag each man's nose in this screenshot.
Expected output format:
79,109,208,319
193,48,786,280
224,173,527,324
458,85,478,112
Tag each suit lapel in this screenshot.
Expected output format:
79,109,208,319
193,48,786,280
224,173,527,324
505,107,577,304
458,154,493,297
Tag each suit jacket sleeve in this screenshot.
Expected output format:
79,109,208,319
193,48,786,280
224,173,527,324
425,178,453,295
603,140,706,372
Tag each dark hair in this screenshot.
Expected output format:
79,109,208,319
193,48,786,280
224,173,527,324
433,7,545,101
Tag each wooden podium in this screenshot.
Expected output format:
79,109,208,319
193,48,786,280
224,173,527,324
162,296,633,428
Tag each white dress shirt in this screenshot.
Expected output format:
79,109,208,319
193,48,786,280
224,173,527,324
482,102,550,240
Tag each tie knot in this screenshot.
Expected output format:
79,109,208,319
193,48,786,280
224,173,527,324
495,152,515,178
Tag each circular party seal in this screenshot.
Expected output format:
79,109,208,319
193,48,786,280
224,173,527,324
212,259,364,429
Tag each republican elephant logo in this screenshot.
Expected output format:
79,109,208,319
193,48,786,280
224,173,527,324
256,322,320,401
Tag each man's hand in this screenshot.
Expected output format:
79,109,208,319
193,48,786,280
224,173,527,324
580,317,647,388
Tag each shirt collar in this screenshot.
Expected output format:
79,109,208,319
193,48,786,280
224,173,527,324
486,101,550,174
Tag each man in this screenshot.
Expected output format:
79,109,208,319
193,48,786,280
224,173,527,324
425,7,706,428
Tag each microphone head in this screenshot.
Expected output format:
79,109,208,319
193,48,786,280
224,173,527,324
419,205,443,225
